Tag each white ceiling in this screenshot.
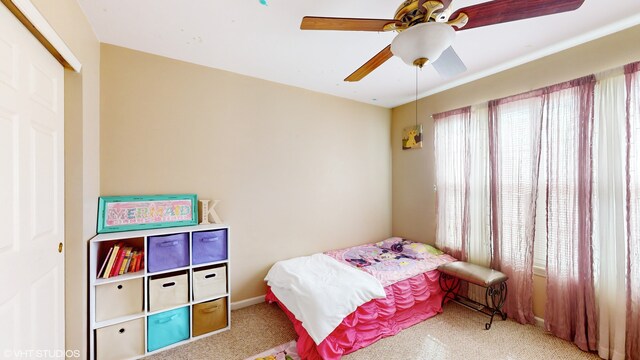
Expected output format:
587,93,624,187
77,0,640,108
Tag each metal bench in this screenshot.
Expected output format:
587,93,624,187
438,261,508,330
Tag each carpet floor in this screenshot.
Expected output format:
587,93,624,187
144,302,599,359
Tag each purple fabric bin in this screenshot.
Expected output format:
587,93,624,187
192,229,228,265
147,233,189,273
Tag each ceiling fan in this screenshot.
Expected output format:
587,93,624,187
300,0,586,82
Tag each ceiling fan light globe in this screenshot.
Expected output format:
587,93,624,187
391,22,455,66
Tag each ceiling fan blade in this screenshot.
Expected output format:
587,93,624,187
430,0,453,11
450,0,585,31
432,46,467,78
301,16,401,31
345,45,393,82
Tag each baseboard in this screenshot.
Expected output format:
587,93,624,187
534,316,545,328
230,295,265,310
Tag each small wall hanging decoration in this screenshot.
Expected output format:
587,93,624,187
402,124,423,150
97,194,198,233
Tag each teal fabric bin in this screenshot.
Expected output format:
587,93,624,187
147,307,190,352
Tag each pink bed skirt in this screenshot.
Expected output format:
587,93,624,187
265,269,446,360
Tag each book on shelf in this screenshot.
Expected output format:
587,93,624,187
118,247,133,275
136,251,143,272
110,246,127,278
102,243,121,279
137,251,144,272
134,251,140,271
131,252,137,273
98,243,144,279
111,246,131,277
127,251,137,273
122,251,131,274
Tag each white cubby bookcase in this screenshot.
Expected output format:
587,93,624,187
88,224,230,360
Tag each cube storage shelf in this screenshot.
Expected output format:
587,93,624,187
89,224,230,360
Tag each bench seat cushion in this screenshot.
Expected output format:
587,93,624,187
438,261,508,287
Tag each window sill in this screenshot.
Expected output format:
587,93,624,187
533,266,547,277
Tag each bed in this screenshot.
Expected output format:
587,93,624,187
264,237,456,360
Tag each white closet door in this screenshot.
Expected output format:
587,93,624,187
0,3,65,358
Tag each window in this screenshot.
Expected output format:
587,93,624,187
433,65,640,349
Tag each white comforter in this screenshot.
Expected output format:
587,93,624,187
265,253,386,344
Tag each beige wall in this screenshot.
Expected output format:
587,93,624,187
30,0,101,357
100,44,392,301
391,24,640,319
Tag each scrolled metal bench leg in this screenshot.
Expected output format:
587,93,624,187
439,273,461,307
484,282,508,330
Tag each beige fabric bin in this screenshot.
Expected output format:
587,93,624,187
95,318,145,360
193,266,227,301
192,298,228,337
148,272,188,312
95,278,144,323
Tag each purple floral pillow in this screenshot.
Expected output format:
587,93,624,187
375,237,444,259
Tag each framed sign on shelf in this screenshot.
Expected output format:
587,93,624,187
97,194,198,233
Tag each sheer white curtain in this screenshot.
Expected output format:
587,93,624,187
543,77,597,351
433,105,490,264
432,62,640,358
624,62,640,360
434,107,471,261
593,70,628,360
467,104,491,302
467,103,490,264
434,105,490,303
488,94,544,324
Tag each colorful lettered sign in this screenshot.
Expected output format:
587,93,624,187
97,194,198,233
